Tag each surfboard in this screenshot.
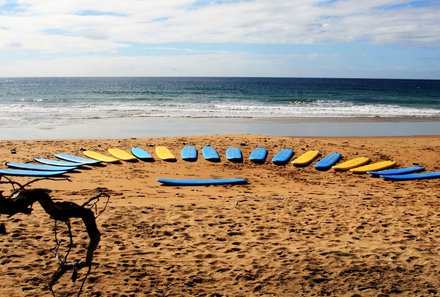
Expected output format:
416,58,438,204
155,146,176,161
249,147,268,163
202,145,220,162
0,169,68,177
314,152,342,170
6,162,77,172
368,166,425,177
350,161,397,173
332,157,370,171
131,147,154,161
291,150,320,166
226,146,243,162
83,150,120,163
108,148,137,161
34,158,82,167
157,177,248,186
54,153,101,165
272,148,294,165
181,145,198,161
382,172,440,181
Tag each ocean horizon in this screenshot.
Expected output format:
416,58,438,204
1,77,439,139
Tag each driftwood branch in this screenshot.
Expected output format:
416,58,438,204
0,178,110,296
1,176,70,197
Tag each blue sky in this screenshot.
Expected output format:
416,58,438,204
0,0,439,78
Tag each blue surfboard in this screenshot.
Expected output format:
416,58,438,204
0,169,68,177
368,166,425,177
157,177,248,186
271,148,294,165
55,153,101,165
6,162,77,172
226,146,243,162
34,158,82,167
131,147,154,161
181,145,198,161
314,152,342,170
202,145,220,162
249,147,268,163
382,171,440,181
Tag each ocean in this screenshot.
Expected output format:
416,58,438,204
1,77,439,128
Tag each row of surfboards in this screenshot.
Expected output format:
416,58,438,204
0,145,439,182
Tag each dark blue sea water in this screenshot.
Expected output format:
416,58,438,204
0,77,439,126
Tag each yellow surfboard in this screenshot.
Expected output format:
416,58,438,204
83,150,120,163
350,161,396,173
332,157,370,171
291,150,320,166
108,148,137,161
155,146,176,161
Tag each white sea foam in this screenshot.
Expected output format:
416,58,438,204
0,100,439,128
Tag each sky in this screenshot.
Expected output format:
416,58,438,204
0,0,439,78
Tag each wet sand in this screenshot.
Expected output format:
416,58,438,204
0,134,439,296
1,116,439,139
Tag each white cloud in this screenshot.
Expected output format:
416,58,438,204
0,52,270,77
0,0,438,53
1,47,437,79
0,0,439,78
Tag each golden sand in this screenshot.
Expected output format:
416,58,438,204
0,135,439,296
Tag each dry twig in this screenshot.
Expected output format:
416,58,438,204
0,177,110,296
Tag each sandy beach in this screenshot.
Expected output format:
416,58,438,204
0,134,439,296
1,117,439,140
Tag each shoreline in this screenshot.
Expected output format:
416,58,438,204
1,116,439,140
